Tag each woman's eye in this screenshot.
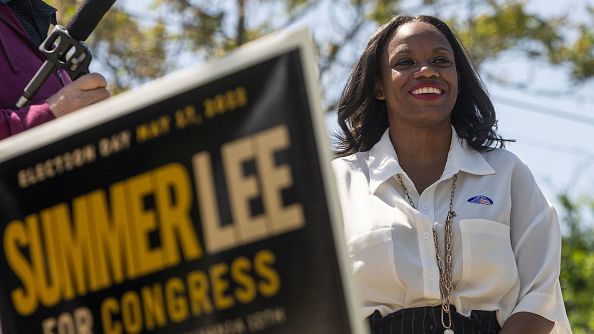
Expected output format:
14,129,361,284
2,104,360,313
394,59,414,68
433,57,452,66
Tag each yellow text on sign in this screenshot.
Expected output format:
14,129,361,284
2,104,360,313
203,86,248,119
193,125,304,253
4,164,202,316
100,250,279,334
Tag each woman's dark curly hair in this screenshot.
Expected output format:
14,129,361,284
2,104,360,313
335,15,508,156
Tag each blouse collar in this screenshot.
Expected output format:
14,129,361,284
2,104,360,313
367,127,496,194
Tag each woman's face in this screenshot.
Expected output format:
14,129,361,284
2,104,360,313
376,20,458,130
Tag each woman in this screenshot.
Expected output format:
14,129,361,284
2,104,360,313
332,15,571,333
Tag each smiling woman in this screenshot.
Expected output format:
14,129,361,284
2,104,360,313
375,20,459,135
332,15,572,334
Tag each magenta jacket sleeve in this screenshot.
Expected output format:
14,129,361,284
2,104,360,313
0,4,70,140
0,104,56,140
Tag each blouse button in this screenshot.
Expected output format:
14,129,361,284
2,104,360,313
428,273,435,281
423,232,431,240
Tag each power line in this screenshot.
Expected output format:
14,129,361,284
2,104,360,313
485,72,594,105
505,132,594,161
493,95,594,127
506,133,594,193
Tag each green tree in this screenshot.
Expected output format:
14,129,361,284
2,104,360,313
559,193,594,333
46,0,594,102
46,0,168,93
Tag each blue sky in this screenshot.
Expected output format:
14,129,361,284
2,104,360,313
476,0,594,205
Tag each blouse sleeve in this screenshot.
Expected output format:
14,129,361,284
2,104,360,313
509,161,571,333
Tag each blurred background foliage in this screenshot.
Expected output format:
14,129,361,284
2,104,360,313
559,194,594,333
45,0,594,332
45,0,594,96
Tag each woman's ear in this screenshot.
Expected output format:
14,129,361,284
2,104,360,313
375,81,385,100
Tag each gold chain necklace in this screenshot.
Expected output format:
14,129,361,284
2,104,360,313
396,173,458,334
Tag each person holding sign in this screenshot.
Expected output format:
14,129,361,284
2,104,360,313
332,15,571,333
0,0,109,140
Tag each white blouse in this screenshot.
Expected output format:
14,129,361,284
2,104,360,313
332,129,571,333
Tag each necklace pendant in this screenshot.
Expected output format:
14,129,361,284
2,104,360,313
444,329,454,334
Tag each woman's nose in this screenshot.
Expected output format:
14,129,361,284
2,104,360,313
413,64,439,79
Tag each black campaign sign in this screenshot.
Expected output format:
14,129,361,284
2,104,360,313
0,38,357,333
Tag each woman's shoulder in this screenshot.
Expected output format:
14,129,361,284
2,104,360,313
479,147,542,188
332,151,369,169
480,147,527,170
331,151,373,185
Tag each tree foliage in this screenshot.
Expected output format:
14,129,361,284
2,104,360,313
46,0,594,102
46,0,168,93
558,193,594,333
452,1,565,65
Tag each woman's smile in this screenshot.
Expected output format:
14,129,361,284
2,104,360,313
409,83,446,100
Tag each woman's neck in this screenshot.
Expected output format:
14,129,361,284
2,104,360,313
389,124,452,194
